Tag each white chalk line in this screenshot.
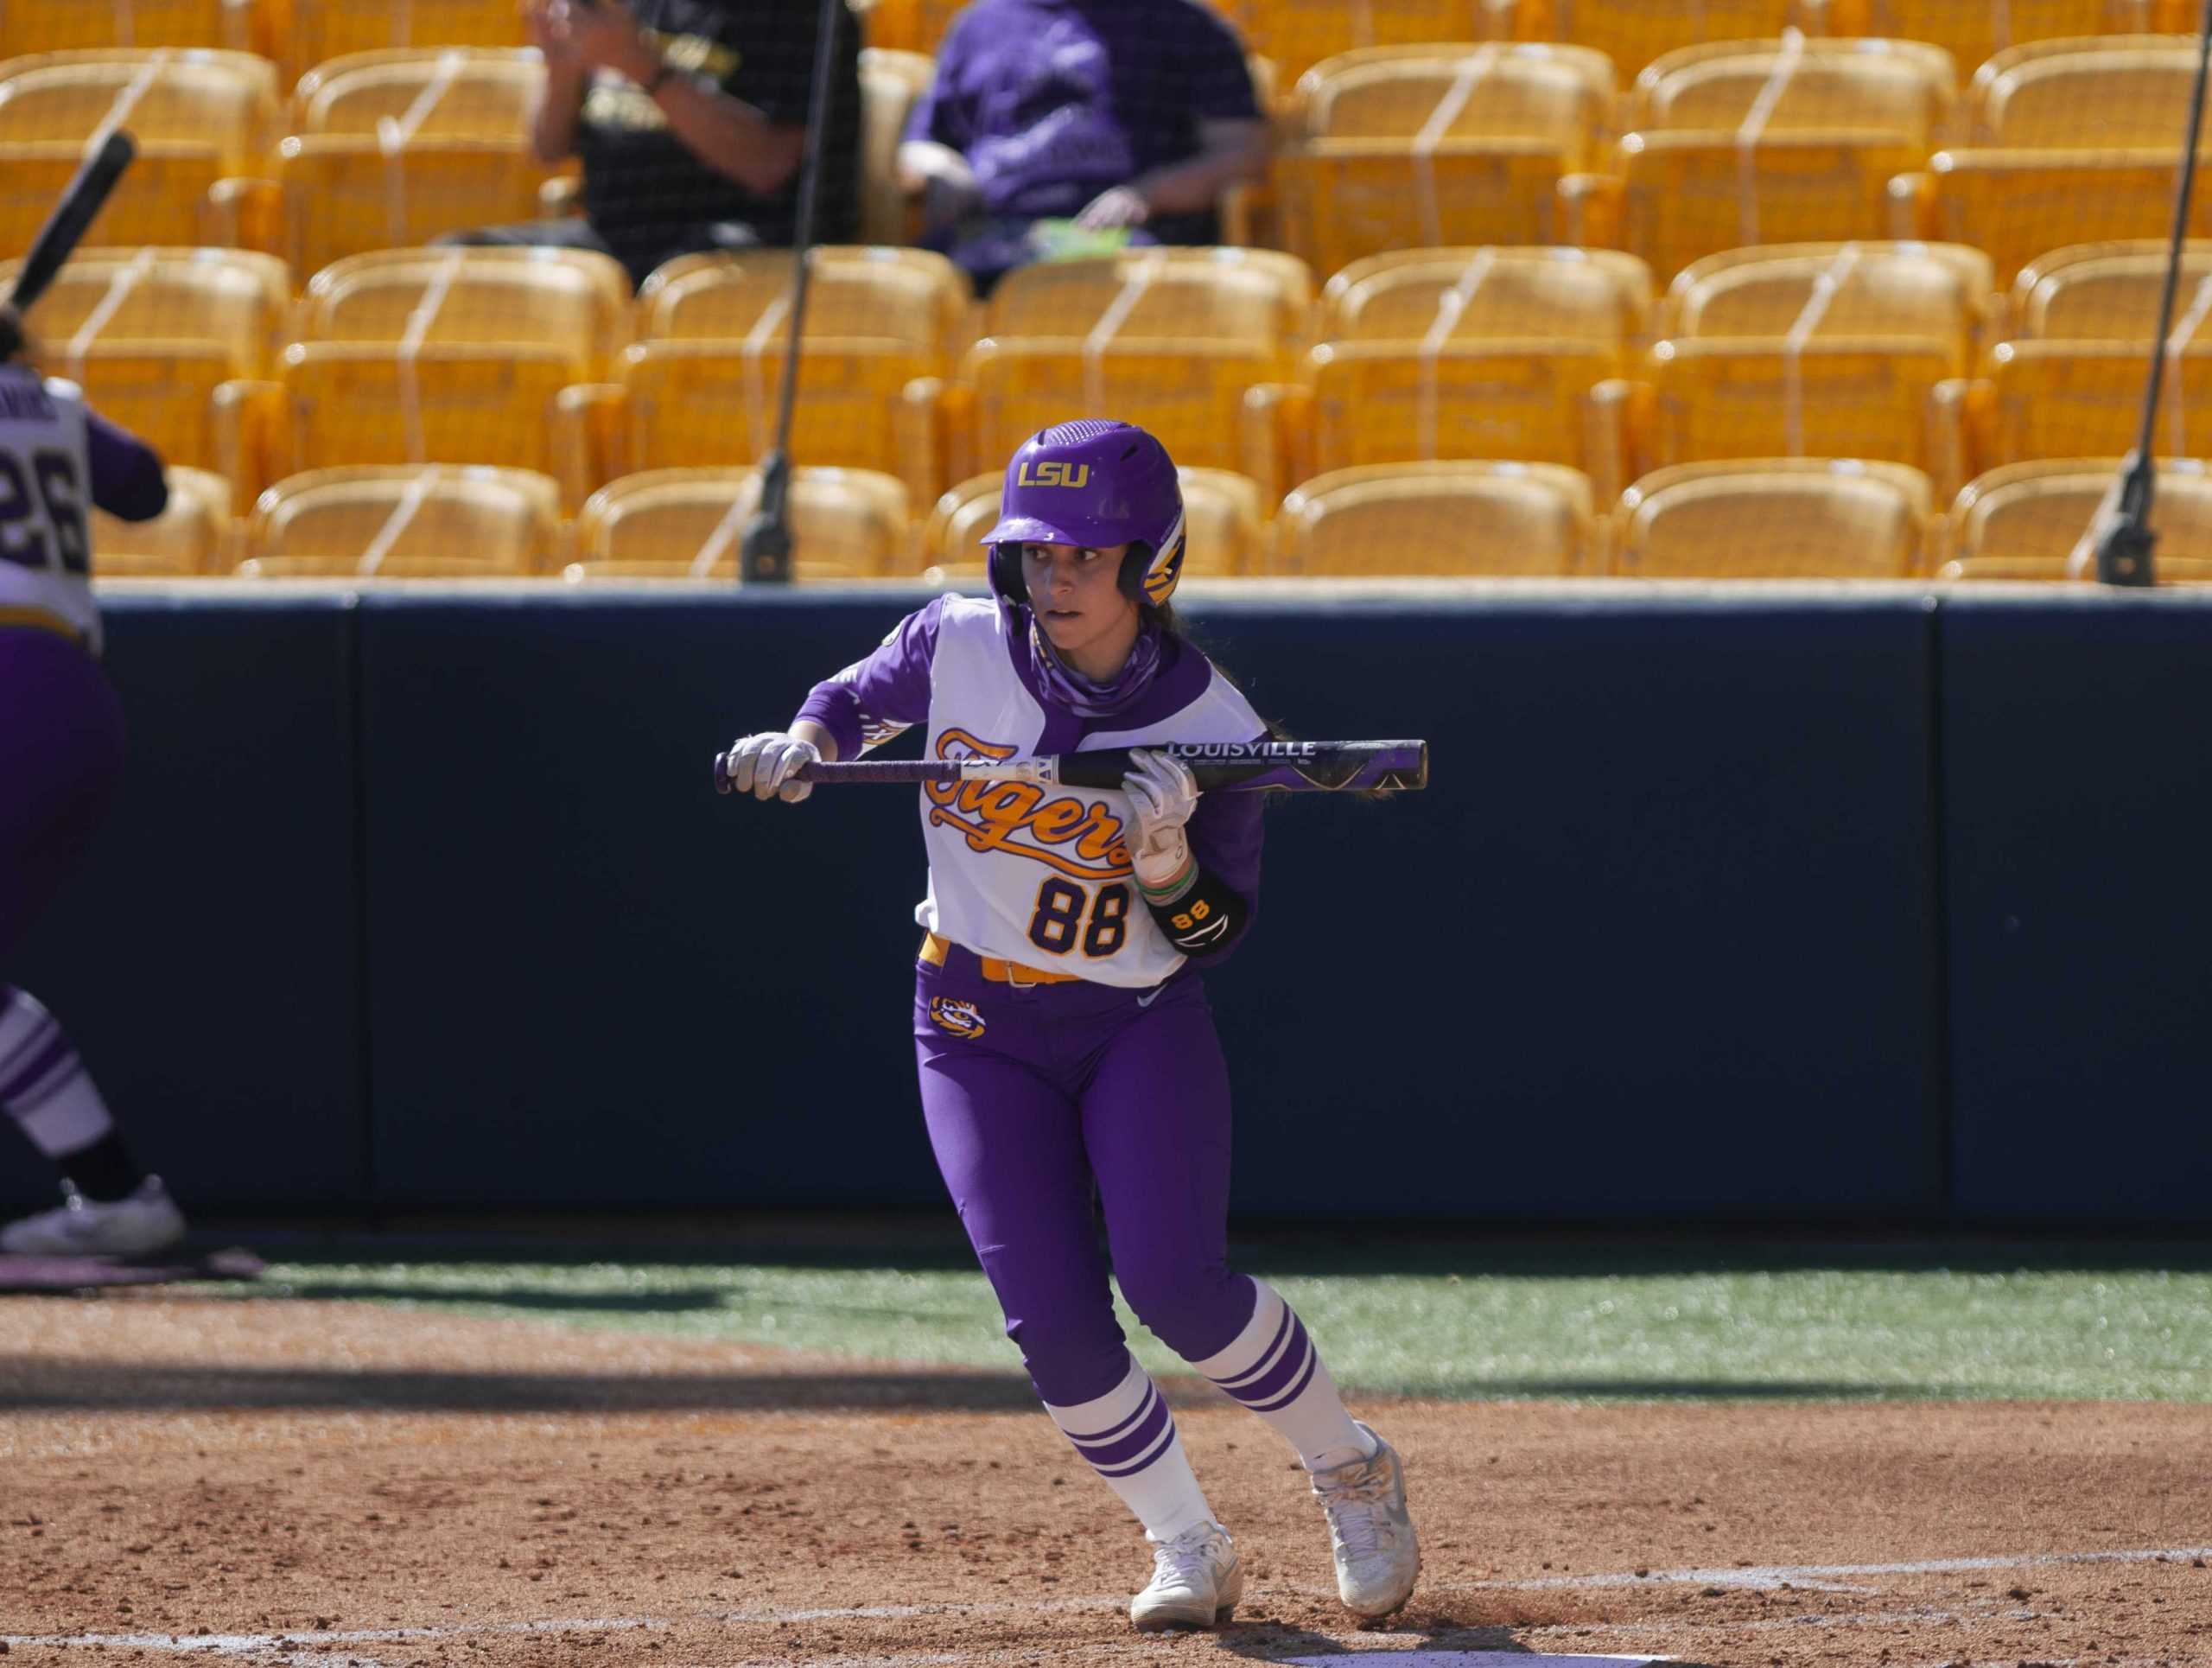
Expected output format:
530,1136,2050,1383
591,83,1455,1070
10,1544,2209,1661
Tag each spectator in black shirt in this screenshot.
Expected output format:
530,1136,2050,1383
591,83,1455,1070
443,0,861,290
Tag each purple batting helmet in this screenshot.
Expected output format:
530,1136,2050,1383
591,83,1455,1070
982,420,1188,609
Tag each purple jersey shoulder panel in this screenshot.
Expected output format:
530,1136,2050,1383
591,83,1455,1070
84,407,167,522
794,591,957,759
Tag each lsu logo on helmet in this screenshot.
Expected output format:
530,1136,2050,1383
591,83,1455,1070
929,996,987,1040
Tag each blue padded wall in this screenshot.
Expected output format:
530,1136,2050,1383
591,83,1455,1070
1940,589,2212,1223
3,594,366,1213
356,588,1945,1219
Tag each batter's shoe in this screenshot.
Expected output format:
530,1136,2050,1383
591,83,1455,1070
1310,1423,1420,1619
1128,1520,1243,1631
0,1177,186,1258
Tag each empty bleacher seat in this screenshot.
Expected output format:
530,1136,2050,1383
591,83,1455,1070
1969,35,2205,147
858,48,931,245
1816,0,2157,80
638,245,969,366
283,0,527,82
569,466,910,583
1,245,286,468
984,248,1311,350
1272,460,1597,576
856,0,969,54
1942,455,2212,578
92,462,231,575
1631,38,1955,147
0,143,245,255
1667,242,1994,370
291,48,544,142
1614,457,1933,577
0,48,278,169
1515,0,1796,73
238,463,560,576
1891,149,2212,287
1295,43,1613,165
276,133,561,276
297,246,632,375
1318,246,1654,351
922,466,1264,583
1,0,267,56
2009,239,2212,340
1233,1,1519,85
1937,340,2212,484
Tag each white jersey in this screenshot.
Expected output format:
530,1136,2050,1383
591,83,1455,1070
0,369,99,650
916,597,1263,988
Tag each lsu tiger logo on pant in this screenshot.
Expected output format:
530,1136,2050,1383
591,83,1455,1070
929,996,987,1040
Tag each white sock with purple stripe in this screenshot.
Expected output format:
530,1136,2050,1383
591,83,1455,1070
0,987,113,1158
1041,1353,1215,1541
1192,1278,1374,1474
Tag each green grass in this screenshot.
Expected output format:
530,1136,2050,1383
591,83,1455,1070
245,1243,2212,1402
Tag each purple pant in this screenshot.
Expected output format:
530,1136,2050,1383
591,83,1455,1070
914,945,1257,1407
0,627,124,968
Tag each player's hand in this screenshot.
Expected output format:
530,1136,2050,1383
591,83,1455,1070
1074,184,1151,231
563,0,659,82
1122,748,1198,888
523,0,580,62
725,731,821,803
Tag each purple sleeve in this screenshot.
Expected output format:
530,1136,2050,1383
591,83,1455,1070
1182,734,1268,961
903,15,971,150
85,408,167,523
792,594,949,760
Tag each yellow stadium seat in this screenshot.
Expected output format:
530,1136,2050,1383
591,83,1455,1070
1891,149,2212,287
291,48,543,142
296,247,632,375
1630,39,1955,147
276,134,563,277
963,337,1287,476
1262,341,1616,496
984,249,1312,350
1318,246,1654,350
1294,44,1614,169
1236,2,1520,85
858,48,931,246
92,463,232,575
1515,0,1796,73
263,342,578,488
1623,337,1955,481
1943,456,2212,577
238,462,559,576
0,143,242,257
283,0,526,81
1970,36,2206,148
0,48,278,170
1943,341,2212,480
1614,458,1933,577
1667,242,1994,371
637,245,969,365
1,0,264,57
921,466,1264,583
1278,140,1581,277
858,0,969,54
1602,130,1924,280
3,246,287,468
2010,239,2212,340
569,466,909,583
607,338,940,486
1272,460,1597,576
1816,0,2154,78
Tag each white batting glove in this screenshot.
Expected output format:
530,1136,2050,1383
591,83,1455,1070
1122,748,1199,890
726,731,820,803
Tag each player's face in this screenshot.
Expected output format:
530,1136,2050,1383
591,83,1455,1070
1022,541,1140,672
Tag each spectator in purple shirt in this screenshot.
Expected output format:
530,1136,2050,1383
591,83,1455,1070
896,0,1269,293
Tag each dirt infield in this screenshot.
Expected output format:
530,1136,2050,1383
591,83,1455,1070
3,1293,2209,1668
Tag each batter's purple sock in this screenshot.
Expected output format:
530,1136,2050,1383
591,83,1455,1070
1191,1278,1374,1473
1041,1353,1216,1541
0,987,120,1170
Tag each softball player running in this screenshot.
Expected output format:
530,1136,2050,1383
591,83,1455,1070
723,420,1418,1630
0,303,187,1258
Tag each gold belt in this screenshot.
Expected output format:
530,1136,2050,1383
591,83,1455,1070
919,931,1083,987
0,605,88,649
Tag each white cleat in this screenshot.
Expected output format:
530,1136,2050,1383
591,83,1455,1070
0,1176,186,1258
1128,1519,1243,1631
1311,1422,1420,1619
